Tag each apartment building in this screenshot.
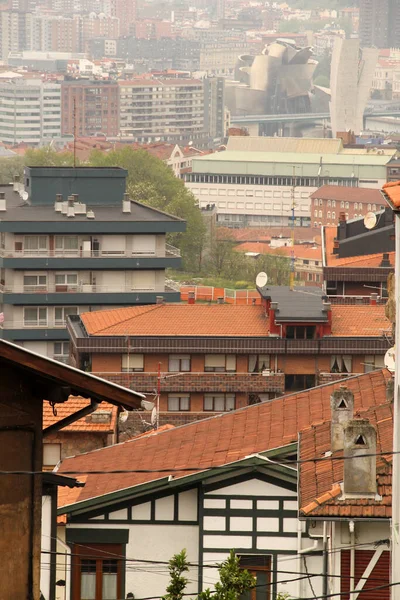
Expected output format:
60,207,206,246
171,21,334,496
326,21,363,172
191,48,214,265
310,185,386,227
0,78,61,146
0,10,33,61
118,78,206,145
323,209,394,298
185,137,397,228
0,166,185,360
359,0,400,48
67,287,390,429
61,78,119,137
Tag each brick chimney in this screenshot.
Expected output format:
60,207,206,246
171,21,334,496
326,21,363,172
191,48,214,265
330,386,354,452
188,291,195,305
343,418,377,496
370,293,378,306
381,252,391,268
338,213,347,240
332,238,339,255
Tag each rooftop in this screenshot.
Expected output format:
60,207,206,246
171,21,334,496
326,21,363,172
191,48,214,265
310,185,384,203
57,370,391,510
235,242,322,261
43,397,118,433
324,226,395,268
382,180,400,209
226,136,343,155
330,305,390,337
258,285,329,323
299,402,392,518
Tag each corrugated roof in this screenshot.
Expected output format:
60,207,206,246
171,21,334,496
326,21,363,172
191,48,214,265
226,136,343,154
57,370,391,509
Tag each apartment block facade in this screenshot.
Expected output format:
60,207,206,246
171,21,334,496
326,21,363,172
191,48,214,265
118,78,207,145
360,0,400,48
68,288,390,430
61,78,119,137
0,78,61,146
0,167,184,360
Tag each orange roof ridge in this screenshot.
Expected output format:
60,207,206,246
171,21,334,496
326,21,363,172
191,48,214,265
301,485,342,515
82,304,163,335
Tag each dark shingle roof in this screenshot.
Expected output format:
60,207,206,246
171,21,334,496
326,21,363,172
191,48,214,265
257,285,328,322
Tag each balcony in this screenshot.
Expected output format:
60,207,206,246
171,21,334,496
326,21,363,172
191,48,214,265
0,284,181,305
92,371,285,394
0,244,181,269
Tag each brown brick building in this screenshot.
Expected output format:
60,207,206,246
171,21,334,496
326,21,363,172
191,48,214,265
67,288,390,429
61,79,119,137
310,185,386,227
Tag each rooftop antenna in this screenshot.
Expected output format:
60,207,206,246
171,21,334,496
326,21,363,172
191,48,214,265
364,211,377,230
289,166,296,290
73,97,77,168
256,271,268,288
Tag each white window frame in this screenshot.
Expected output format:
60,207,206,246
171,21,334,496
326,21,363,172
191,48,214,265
167,394,190,411
204,394,235,412
330,355,352,374
23,272,47,292
121,354,144,372
23,235,47,255
169,355,191,372
55,235,79,255
54,306,79,326
55,272,78,291
23,306,48,327
204,354,236,372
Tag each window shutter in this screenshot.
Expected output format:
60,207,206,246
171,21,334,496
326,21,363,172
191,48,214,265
226,355,236,371
122,354,144,371
205,355,225,368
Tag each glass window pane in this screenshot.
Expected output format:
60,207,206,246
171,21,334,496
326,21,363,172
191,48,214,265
55,308,62,320
226,396,235,411
39,308,47,319
102,573,117,600
169,358,180,372
24,276,37,285
67,274,77,284
168,397,179,411
65,236,78,249
214,397,225,411
180,397,190,410
181,358,190,371
55,275,64,284
80,560,96,600
204,396,213,410
255,571,268,600
24,308,36,320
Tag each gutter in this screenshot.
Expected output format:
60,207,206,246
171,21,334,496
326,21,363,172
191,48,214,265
43,400,99,437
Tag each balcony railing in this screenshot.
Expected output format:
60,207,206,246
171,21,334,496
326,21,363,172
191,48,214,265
0,284,178,295
0,245,181,259
92,371,285,393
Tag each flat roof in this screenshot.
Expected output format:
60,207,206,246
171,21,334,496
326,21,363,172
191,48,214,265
193,151,393,167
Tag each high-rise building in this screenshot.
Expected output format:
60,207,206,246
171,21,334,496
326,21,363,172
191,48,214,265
0,11,33,61
108,0,136,35
0,79,61,146
359,0,400,48
61,79,119,137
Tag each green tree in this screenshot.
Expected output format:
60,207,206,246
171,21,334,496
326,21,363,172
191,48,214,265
24,146,77,167
0,157,24,184
199,550,256,600
163,550,189,600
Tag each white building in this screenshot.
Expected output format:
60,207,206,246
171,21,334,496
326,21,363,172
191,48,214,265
0,78,61,146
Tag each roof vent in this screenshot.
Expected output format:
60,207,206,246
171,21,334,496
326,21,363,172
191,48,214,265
381,252,391,268
55,193,63,212
61,202,68,215
67,196,75,218
122,192,131,213
156,296,165,304
13,175,20,192
217,297,224,304
87,210,95,219
0,191,6,211
343,418,377,496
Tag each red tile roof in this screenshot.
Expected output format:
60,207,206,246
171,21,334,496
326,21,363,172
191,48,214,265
43,396,118,433
81,304,269,337
382,180,400,208
235,242,322,261
311,185,384,204
330,305,390,337
57,370,391,509
324,226,395,267
299,402,393,518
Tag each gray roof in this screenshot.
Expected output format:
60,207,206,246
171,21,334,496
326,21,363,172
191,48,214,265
257,285,328,322
0,186,183,223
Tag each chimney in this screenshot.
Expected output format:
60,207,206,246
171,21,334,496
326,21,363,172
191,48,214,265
72,193,79,203
0,191,6,211
370,293,378,306
330,386,354,452
188,291,195,305
217,297,224,304
343,418,377,496
381,252,391,268
332,238,339,255
122,192,131,213
87,210,95,219
67,195,75,218
54,193,63,212
13,175,20,192
338,213,347,241
156,296,164,304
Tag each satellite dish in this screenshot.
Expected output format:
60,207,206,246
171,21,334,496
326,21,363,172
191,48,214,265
256,271,268,288
21,191,28,201
384,346,395,373
150,406,157,426
364,212,377,230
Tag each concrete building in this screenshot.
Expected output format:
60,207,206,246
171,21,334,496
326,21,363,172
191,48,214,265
118,77,206,145
0,78,61,146
360,0,400,48
0,166,184,358
330,38,379,138
0,10,33,61
184,137,396,228
61,78,119,137
203,76,226,144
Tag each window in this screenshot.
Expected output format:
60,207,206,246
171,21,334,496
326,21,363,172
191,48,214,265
169,355,190,372
330,355,352,373
319,199,323,206
23,273,47,291
332,211,336,220
204,355,236,372
239,555,271,600
54,341,69,362
332,200,336,207
24,307,47,327
72,544,123,600
364,355,385,373
168,394,190,411
341,201,345,208
121,354,144,372
24,235,47,254
55,273,78,290
327,211,331,219
55,306,78,325
55,236,79,255
285,374,315,392
248,355,270,373
354,203,358,210
368,204,371,210
204,394,235,411
286,326,316,340
314,199,318,206
314,209,318,217
319,210,322,218
345,202,349,209
43,443,61,466
327,200,331,207
372,204,376,211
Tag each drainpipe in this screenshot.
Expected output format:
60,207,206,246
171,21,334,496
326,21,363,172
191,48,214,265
56,537,71,600
323,521,329,598
43,400,99,437
297,521,303,599
349,520,355,600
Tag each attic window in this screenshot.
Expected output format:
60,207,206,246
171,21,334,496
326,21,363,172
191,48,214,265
355,435,367,446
